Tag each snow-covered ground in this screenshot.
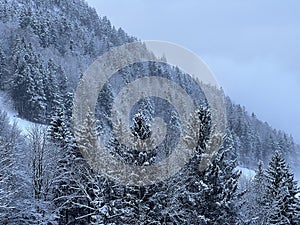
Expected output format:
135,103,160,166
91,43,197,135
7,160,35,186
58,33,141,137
0,92,37,135
235,166,256,189
236,166,300,190
236,166,256,180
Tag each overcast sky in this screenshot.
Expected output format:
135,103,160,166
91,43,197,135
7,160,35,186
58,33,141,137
85,0,300,143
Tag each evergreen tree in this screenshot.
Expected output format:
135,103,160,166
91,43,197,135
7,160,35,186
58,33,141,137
50,109,90,225
75,109,98,159
200,147,241,224
43,59,60,122
264,151,300,225
52,109,101,224
251,161,267,223
241,161,267,224
48,106,67,146
0,46,7,90
11,38,46,122
131,112,152,141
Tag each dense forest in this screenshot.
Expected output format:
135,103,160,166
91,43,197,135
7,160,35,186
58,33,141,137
0,0,299,224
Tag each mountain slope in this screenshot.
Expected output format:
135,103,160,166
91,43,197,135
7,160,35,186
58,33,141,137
0,1,299,224
0,0,299,172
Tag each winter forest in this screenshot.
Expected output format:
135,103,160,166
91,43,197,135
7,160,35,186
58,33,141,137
0,0,299,224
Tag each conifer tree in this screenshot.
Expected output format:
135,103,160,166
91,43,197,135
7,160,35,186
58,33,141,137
75,109,98,158
0,46,6,90
264,151,300,225
43,59,60,122
11,38,46,122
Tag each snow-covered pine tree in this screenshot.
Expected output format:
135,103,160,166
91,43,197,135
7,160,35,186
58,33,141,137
251,161,267,223
63,91,74,128
88,175,110,225
264,151,300,225
75,109,98,159
51,139,88,225
131,111,152,141
199,131,241,225
0,46,6,90
196,105,211,154
159,106,212,224
43,59,61,122
11,37,46,122
47,81,74,147
48,106,67,146
48,102,90,224
52,108,102,225
241,160,267,224
31,56,47,122
130,111,157,166
102,112,154,224
10,37,29,112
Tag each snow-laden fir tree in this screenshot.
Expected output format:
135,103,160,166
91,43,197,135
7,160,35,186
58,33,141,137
251,161,267,224
199,132,241,225
264,151,300,225
75,109,98,159
240,160,267,224
11,37,46,122
48,103,90,225
0,46,7,90
43,59,61,122
48,106,68,146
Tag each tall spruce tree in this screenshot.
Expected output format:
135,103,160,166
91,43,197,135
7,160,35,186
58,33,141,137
11,38,46,122
264,151,300,225
200,144,241,224
251,161,267,224
43,59,60,122
241,160,267,224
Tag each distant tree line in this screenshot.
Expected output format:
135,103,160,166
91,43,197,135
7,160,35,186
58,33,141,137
0,0,299,224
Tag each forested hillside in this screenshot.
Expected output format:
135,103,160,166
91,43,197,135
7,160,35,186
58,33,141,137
226,97,300,174
0,0,135,122
0,0,299,224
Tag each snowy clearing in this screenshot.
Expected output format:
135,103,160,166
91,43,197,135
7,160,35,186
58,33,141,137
0,92,42,135
236,166,256,180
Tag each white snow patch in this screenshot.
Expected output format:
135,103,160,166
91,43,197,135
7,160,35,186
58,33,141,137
236,166,256,180
0,92,42,135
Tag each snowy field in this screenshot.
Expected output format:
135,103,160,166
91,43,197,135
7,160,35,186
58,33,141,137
0,91,38,135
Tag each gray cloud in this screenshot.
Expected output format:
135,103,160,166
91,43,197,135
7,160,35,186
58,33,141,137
86,0,300,143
